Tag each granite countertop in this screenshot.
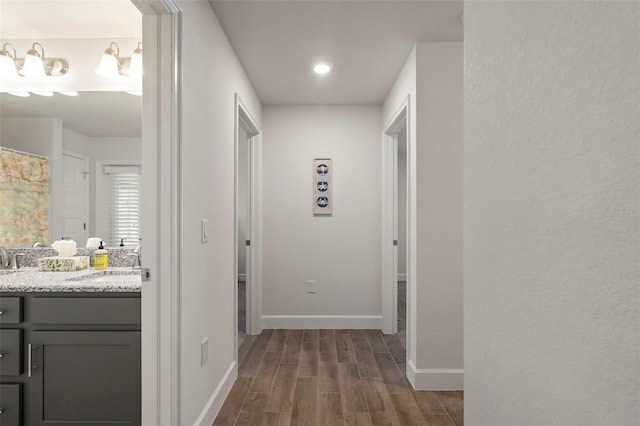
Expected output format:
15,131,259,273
0,267,142,293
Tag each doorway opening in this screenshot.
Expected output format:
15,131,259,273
382,97,410,358
235,94,261,361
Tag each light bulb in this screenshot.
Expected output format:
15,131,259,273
313,63,331,75
127,43,143,77
0,54,18,77
96,52,121,78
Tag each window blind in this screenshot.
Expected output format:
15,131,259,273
104,165,141,247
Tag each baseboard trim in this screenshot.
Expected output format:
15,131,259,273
397,273,407,282
262,315,382,329
238,273,246,282
193,360,237,426
406,360,463,390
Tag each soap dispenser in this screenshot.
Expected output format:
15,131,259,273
94,241,108,270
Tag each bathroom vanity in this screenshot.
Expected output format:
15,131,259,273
0,268,141,426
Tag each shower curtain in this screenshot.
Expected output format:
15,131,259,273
0,148,49,246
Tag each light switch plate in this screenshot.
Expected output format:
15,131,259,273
201,219,209,243
201,337,208,366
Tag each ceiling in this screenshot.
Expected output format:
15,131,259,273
0,1,142,39
0,92,142,137
210,0,463,105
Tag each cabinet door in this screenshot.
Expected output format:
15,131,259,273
29,331,140,426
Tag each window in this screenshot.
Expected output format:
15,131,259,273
104,165,141,247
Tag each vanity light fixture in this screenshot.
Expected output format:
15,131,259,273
96,41,143,78
18,42,69,78
127,42,143,77
96,42,122,78
313,63,331,75
0,43,20,77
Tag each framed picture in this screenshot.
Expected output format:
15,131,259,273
313,158,332,215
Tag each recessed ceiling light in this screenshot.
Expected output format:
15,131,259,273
313,63,331,75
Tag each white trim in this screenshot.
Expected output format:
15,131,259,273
406,360,464,391
193,361,238,426
397,273,407,282
136,1,182,425
238,273,247,282
234,94,263,377
262,315,382,330
382,96,410,336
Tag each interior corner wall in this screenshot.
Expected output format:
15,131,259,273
177,1,262,425
1,117,64,243
465,2,639,425
261,105,382,328
414,42,463,388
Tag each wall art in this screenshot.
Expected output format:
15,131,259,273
313,158,332,215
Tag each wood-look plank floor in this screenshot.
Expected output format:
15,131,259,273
213,330,463,426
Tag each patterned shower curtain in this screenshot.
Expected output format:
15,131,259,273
0,148,49,246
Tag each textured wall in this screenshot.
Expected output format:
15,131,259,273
465,2,640,425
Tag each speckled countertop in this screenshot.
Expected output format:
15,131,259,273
0,267,141,293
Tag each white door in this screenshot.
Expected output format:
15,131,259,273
62,153,88,243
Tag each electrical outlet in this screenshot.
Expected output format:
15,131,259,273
201,337,208,366
307,280,317,294
201,219,209,243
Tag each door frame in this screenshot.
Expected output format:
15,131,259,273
381,96,410,338
61,150,89,243
133,0,181,425
234,94,262,362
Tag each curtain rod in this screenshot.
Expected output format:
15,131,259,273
0,147,48,160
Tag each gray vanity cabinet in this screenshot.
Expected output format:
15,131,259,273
0,293,141,426
28,331,140,425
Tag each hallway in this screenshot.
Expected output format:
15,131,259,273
214,329,463,425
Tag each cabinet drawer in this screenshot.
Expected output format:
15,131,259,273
0,297,22,324
0,329,22,376
31,298,140,325
0,383,22,426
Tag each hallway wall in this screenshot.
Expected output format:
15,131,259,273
261,105,382,328
465,2,639,424
177,1,262,424
383,42,464,390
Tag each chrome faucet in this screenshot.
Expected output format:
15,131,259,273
126,245,142,270
10,253,25,269
32,241,46,248
0,248,9,268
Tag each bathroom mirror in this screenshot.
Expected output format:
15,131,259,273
0,91,142,247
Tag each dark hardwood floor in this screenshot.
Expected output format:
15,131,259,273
214,329,463,426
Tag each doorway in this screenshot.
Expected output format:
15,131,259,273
382,98,410,353
235,94,261,360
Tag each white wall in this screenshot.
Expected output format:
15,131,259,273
262,105,382,328
465,2,639,425
383,42,464,390
176,2,262,424
415,42,463,387
1,117,63,242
